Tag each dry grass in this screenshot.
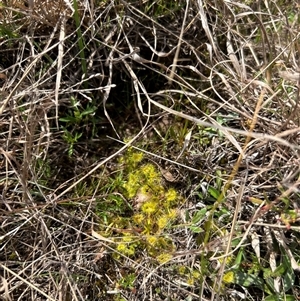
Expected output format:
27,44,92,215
1,0,300,300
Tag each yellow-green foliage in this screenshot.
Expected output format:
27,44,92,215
175,266,202,286
110,149,182,260
222,271,234,284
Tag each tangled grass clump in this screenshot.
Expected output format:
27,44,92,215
1,0,300,300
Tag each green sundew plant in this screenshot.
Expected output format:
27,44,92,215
175,265,203,287
121,162,179,259
96,149,182,262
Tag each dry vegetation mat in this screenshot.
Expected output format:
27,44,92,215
1,0,300,300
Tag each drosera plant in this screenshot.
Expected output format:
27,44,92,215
95,148,183,263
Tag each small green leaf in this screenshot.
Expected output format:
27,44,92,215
216,170,223,189
81,106,96,116
191,208,207,224
59,116,77,123
234,248,244,266
264,275,276,295
264,295,295,301
74,110,81,120
264,295,279,301
234,271,264,288
189,226,203,233
281,295,295,301
207,186,220,199
283,269,295,293
272,263,286,277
